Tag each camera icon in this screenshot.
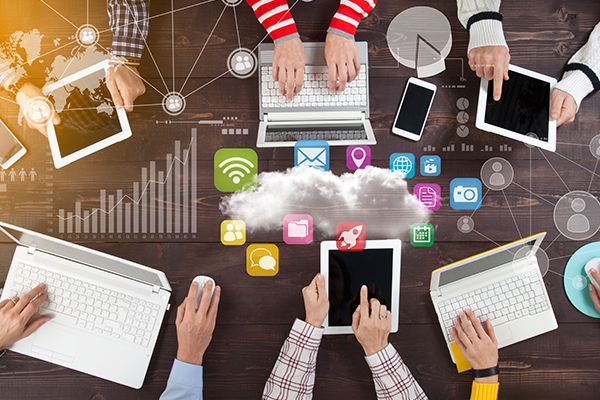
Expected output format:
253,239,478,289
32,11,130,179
453,185,478,202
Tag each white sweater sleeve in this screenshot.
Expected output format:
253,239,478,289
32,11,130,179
457,0,508,54
554,22,600,109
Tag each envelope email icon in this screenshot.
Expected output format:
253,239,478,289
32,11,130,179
294,140,329,171
288,220,309,237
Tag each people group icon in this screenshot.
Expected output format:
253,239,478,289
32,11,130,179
26,99,51,126
162,93,186,115
228,48,257,79
234,54,252,73
167,96,182,112
80,29,96,45
223,222,244,242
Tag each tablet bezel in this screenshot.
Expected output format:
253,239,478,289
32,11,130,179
320,239,401,335
475,64,557,152
43,59,132,169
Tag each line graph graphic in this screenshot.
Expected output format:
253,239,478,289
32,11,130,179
57,128,198,240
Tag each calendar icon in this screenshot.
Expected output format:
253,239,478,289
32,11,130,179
411,223,434,247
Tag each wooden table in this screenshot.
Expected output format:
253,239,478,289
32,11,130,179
1,0,600,398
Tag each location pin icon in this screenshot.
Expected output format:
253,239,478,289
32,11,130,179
351,147,366,168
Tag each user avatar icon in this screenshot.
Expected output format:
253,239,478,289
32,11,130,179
554,190,600,241
572,274,587,290
457,216,474,233
221,220,246,245
480,157,513,191
567,198,590,233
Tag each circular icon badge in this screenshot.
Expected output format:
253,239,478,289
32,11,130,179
457,216,474,233
512,245,549,278
24,97,53,128
456,97,469,110
554,190,600,241
227,48,257,79
480,157,514,191
162,92,186,116
589,134,600,159
76,24,99,47
222,0,243,6
524,132,539,148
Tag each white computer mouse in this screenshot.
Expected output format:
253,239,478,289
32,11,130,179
192,276,215,309
584,258,600,293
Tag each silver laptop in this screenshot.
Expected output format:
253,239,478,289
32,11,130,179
257,42,376,147
0,221,171,388
430,233,557,366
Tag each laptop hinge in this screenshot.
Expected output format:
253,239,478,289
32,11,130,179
266,111,364,122
27,244,37,255
152,284,160,294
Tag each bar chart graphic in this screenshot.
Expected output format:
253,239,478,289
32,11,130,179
57,129,198,240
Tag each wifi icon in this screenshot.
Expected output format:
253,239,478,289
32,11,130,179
214,148,258,192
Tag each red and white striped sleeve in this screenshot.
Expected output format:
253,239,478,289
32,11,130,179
328,0,377,39
246,0,300,43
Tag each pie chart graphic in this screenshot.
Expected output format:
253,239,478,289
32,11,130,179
386,7,452,78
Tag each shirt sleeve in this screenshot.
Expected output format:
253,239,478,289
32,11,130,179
245,0,299,44
107,0,151,60
262,319,323,400
327,0,377,40
364,344,428,400
159,359,204,400
553,21,600,109
470,381,499,400
456,0,507,54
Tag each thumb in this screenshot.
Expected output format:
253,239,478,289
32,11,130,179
316,273,327,301
106,73,123,109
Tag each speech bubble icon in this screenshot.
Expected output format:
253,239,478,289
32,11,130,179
259,255,276,270
247,244,279,276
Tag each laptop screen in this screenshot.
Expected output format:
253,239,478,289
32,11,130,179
439,238,537,287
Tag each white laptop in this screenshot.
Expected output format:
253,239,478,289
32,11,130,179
430,233,557,371
43,59,132,169
0,221,171,388
320,239,401,335
257,42,376,147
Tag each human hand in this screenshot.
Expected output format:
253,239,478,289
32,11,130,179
588,269,600,313
324,32,360,93
0,283,51,350
105,65,146,112
351,285,391,356
468,46,510,101
15,82,60,137
550,88,577,127
451,309,498,383
175,280,221,365
272,38,305,102
302,273,329,328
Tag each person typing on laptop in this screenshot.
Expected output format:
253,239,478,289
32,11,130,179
262,273,427,399
160,279,221,399
246,0,376,102
0,284,51,358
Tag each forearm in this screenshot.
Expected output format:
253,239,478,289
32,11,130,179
327,0,377,40
554,21,600,108
457,0,507,53
262,319,323,400
107,0,150,60
246,0,299,43
365,344,428,400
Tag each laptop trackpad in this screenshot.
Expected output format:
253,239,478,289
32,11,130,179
495,324,513,347
31,326,80,363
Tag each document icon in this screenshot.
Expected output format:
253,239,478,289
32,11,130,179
295,140,329,171
414,183,441,211
283,214,313,245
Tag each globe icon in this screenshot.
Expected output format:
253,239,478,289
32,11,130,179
392,156,413,177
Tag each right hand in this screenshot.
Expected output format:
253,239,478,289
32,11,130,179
588,270,600,313
550,88,577,127
468,46,510,101
272,37,305,102
451,309,499,383
351,285,391,356
302,273,329,328
15,82,60,137
0,283,51,350
175,280,221,366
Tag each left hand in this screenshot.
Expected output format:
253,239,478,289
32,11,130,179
105,64,146,112
15,83,61,137
324,32,360,93
302,273,329,328
550,88,577,127
468,46,510,101
175,280,221,366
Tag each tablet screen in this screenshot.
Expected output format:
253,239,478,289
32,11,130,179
484,70,550,142
328,248,393,327
48,69,122,157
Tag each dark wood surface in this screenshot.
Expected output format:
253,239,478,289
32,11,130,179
1,0,600,399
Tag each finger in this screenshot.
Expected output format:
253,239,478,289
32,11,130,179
492,60,504,101
485,318,498,345
474,60,485,78
51,111,61,125
21,293,48,322
556,111,572,127
207,285,221,323
458,311,479,341
328,63,337,93
451,327,467,352
0,298,10,309
591,269,600,285
185,281,199,315
295,66,304,94
197,281,213,314
360,285,369,320
589,284,600,313
106,75,124,109
353,56,361,77
176,301,185,326
369,298,380,319
316,273,327,302
379,304,387,317
453,316,472,348
550,90,564,120
351,305,361,332
346,59,357,84
15,283,46,313
466,309,487,339
286,66,296,102
503,51,510,80
121,87,135,112
384,310,392,330
20,315,51,339
337,63,348,92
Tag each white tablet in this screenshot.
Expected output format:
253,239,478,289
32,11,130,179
475,64,557,152
43,60,132,168
320,239,401,335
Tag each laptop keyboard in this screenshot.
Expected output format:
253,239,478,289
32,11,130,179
265,127,368,142
261,65,367,108
6,263,160,348
437,270,549,341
